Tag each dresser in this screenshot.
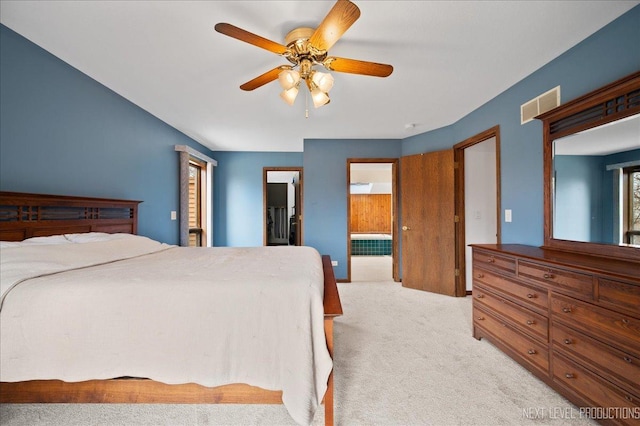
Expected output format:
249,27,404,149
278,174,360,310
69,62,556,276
471,244,640,426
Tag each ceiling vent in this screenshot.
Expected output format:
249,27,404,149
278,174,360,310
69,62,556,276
521,86,561,124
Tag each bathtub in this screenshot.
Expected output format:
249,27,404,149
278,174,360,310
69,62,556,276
351,233,392,256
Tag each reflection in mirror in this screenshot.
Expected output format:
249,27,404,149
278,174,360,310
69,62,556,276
553,114,640,247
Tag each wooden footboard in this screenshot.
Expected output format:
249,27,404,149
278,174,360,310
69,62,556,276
0,254,342,426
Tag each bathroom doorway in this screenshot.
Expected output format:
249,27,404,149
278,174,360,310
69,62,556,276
347,159,398,282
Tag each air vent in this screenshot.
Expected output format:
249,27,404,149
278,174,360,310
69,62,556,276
521,86,561,124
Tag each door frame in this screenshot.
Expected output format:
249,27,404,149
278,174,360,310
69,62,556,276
263,167,303,246
346,158,399,283
453,126,502,296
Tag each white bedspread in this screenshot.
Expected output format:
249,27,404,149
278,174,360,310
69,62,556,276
0,235,331,425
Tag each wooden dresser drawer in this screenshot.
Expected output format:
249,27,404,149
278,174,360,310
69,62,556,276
518,260,593,297
599,277,640,317
474,306,549,374
551,322,640,395
474,285,548,341
552,353,640,425
473,250,516,275
551,294,640,355
473,267,548,313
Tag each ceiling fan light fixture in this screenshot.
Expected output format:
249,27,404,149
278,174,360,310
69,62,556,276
311,71,334,93
278,69,300,90
311,87,330,108
280,86,299,106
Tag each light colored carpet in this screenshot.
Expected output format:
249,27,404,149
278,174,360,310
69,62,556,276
351,256,392,282
0,281,596,426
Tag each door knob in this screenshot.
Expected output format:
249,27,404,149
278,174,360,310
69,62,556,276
402,226,410,231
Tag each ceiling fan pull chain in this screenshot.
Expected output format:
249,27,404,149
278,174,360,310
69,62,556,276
305,89,309,119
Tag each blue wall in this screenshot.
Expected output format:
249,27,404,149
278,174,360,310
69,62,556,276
2,6,639,278
554,155,604,243
0,24,215,244
555,149,640,244
303,139,401,279
212,151,303,247
402,6,640,247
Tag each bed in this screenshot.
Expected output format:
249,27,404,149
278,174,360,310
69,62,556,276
0,191,342,426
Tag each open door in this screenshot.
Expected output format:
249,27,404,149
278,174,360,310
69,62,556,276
400,149,456,295
263,167,303,246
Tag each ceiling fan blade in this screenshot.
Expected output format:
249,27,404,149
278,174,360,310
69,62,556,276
215,23,288,55
324,57,393,77
309,0,361,52
240,67,284,91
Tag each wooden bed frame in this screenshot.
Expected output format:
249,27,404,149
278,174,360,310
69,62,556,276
0,191,343,426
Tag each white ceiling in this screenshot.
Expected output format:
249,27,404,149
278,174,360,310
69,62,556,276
555,114,640,156
1,1,638,152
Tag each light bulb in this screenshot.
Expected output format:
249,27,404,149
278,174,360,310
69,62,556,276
311,71,334,93
311,88,330,108
278,69,300,90
280,87,299,106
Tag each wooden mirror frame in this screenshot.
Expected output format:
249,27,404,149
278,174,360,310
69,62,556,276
537,70,640,262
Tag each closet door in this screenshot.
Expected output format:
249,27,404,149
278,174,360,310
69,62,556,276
400,149,456,295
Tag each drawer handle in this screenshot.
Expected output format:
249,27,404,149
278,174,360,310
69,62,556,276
527,349,536,355
487,258,495,263
526,320,535,326
477,273,484,278
565,373,574,379
476,316,485,321
562,307,572,313
526,293,536,299
625,395,634,402
621,318,629,325
543,272,555,279
563,339,572,345
476,294,484,299
623,356,632,363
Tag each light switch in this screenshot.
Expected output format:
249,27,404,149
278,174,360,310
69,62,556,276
170,211,177,221
505,209,512,223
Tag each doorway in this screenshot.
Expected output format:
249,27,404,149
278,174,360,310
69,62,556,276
263,167,303,246
347,159,399,282
454,126,501,294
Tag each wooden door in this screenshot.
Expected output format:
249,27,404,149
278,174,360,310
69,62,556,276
400,150,456,295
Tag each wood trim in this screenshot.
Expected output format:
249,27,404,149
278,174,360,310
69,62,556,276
263,167,303,246
538,71,640,262
453,126,502,296
346,158,400,282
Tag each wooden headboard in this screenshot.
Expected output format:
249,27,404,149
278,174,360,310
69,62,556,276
0,192,141,241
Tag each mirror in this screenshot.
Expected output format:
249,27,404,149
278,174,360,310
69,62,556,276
552,114,640,246
539,71,640,261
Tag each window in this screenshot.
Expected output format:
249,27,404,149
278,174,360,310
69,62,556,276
624,166,640,246
189,159,205,247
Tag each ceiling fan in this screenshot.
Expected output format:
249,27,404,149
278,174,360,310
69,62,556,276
214,0,393,109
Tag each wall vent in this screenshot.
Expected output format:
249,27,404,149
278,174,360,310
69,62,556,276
521,86,560,124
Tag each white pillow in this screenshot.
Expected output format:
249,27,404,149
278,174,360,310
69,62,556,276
21,235,73,245
63,232,135,243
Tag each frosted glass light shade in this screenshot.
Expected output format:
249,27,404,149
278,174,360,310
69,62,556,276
278,69,301,90
311,71,334,93
311,88,330,108
280,87,299,105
